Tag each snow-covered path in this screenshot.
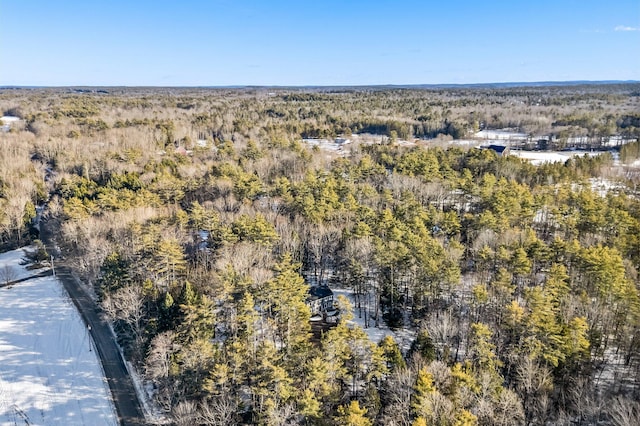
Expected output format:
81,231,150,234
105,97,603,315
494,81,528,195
0,249,117,426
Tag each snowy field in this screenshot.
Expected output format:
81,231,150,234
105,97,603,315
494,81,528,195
302,138,345,153
475,129,528,140
0,248,117,426
302,134,418,155
511,150,602,165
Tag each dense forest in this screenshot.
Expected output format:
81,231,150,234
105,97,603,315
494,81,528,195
1,84,640,425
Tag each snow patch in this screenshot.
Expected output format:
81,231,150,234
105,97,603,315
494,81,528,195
332,288,416,353
475,129,528,140
0,116,21,123
511,150,602,165
589,177,624,197
0,248,117,426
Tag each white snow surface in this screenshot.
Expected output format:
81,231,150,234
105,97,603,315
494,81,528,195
0,250,37,283
333,288,416,353
475,129,528,140
0,248,117,426
589,177,625,197
511,150,602,165
449,139,481,146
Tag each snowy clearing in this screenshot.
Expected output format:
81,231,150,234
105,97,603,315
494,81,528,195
475,129,528,140
302,138,345,153
0,248,117,426
332,288,416,353
0,249,39,283
589,177,625,197
511,150,602,165
448,139,481,146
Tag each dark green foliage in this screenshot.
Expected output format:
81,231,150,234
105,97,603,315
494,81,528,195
379,335,406,371
411,330,436,362
98,251,130,295
22,239,49,266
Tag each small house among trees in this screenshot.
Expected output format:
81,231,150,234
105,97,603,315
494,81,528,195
307,286,334,315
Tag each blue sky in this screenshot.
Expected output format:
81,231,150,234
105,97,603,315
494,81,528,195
1,0,638,86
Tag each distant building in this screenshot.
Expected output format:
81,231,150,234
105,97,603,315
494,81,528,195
536,137,551,150
307,286,334,315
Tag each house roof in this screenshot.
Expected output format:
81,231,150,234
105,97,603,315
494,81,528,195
307,286,333,301
485,144,508,154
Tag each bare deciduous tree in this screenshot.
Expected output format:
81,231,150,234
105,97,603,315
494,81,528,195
102,284,146,359
378,366,415,426
515,356,553,424
198,395,239,426
608,396,640,426
172,400,198,426
492,388,525,426
425,309,461,362
145,331,177,382
1,264,17,286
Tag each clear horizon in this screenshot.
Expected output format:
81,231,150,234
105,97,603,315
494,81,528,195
1,0,639,86
1,80,639,89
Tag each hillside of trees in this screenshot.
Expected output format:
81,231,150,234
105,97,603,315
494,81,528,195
1,84,640,425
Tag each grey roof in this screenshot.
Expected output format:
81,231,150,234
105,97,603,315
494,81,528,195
307,286,333,301
486,144,508,154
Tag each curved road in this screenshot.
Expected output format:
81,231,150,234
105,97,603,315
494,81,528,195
41,220,147,426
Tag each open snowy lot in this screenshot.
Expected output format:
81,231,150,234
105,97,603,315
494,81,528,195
333,288,416,352
511,150,602,165
0,248,117,426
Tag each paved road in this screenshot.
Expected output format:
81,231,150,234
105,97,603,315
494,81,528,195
40,222,147,426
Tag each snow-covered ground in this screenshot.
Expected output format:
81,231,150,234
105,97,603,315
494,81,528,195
605,136,637,147
511,150,602,165
303,134,419,155
475,129,528,141
0,248,117,426
448,139,481,146
589,177,625,197
0,250,38,283
332,288,416,353
0,116,21,132
302,138,347,154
